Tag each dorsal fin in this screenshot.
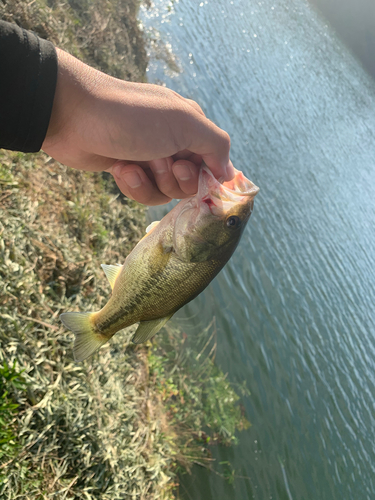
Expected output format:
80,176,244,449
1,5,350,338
101,264,122,290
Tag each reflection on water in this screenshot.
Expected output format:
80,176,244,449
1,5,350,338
141,0,375,499
308,0,375,79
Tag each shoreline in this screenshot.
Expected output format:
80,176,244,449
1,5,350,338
0,2,249,498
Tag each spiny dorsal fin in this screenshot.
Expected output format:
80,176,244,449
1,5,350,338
60,311,108,362
101,264,122,290
132,315,172,344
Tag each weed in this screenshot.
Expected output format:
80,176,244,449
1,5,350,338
0,0,148,82
149,321,250,461
0,361,26,462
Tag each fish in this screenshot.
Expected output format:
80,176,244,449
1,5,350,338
60,164,259,361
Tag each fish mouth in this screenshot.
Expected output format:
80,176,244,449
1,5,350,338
198,164,259,215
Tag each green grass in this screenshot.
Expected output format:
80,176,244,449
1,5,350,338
0,361,26,462
149,321,250,451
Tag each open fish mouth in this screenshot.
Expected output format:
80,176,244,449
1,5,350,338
198,164,259,215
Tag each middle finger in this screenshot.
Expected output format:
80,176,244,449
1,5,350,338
149,158,189,199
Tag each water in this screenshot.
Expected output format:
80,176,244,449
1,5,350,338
140,1,375,499
308,0,375,79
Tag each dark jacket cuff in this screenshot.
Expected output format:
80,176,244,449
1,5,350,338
0,21,58,153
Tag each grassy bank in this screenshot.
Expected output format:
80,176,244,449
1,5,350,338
0,1,250,498
0,0,148,82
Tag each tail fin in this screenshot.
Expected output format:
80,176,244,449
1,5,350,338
60,312,108,362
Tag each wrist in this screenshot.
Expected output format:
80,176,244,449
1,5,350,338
43,48,103,148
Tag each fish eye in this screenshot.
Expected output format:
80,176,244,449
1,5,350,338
226,215,241,228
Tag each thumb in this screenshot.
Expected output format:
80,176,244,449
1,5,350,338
186,115,234,180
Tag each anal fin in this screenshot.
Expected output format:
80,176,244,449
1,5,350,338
132,315,172,344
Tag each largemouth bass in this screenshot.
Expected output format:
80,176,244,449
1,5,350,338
60,165,259,361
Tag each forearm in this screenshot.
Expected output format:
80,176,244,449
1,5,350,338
0,23,232,205
0,20,57,152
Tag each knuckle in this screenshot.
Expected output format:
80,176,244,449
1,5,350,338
186,98,205,116
139,189,156,205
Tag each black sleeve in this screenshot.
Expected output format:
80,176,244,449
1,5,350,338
0,20,58,153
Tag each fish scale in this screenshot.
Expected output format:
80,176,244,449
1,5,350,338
60,165,259,361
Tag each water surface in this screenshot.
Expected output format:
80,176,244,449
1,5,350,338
141,1,375,499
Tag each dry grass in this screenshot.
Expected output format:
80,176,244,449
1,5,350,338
0,0,148,82
0,153,177,499
0,2,250,497
0,154,249,498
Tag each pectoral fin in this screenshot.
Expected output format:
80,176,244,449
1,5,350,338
101,263,122,290
139,220,161,243
146,220,160,233
132,315,172,344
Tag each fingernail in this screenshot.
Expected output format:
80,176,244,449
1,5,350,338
112,164,123,178
122,171,142,189
174,163,191,181
154,165,167,175
153,159,169,175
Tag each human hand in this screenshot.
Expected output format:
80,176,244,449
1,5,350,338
42,48,234,205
